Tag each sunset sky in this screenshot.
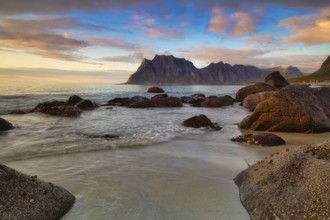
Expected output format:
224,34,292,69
0,0,329,83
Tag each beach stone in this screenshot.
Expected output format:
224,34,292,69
123,96,155,108
183,114,221,130
242,91,277,111
236,82,277,102
67,95,83,105
240,85,330,133
31,101,68,113
147,87,164,93
106,97,129,106
153,97,182,107
0,117,14,131
234,141,330,220
265,71,290,89
151,93,169,100
45,106,82,117
76,99,95,110
231,133,286,146
0,164,75,219
199,96,234,107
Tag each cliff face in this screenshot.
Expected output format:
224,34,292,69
126,55,302,85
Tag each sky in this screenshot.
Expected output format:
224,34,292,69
0,0,329,84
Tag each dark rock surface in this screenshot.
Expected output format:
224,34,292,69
0,117,14,131
106,97,129,106
88,134,119,139
198,96,234,107
0,164,75,219
153,97,182,107
122,96,155,108
75,100,95,110
43,106,82,117
183,114,221,130
151,94,169,100
67,95,83,105
231,133,286,146
265,71,290,89
240,85,330,133
242,91,277,111
235,83,277,102
234,142,330,220
147,87,165,93
31,101,67,113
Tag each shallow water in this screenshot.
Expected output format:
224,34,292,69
1,84,329,219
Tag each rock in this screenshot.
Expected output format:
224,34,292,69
235,82,277,102
265,71,290,89
153,97,182,107
151,93,169,100
67,95,83,105
9,109,29,115
183,114,221,130
191,93,206,99
122,96,155,108
224,95,236,102
199,96,234,107
231,133,286,146
0,164,75,219
88,134,119,139
242,91,277,111
240,85,330,133
0,117,14,131
147,87,165,93
234,142,330,220
106,97,129,106
31,101,67,113
76,100,95,110
45,106,82,117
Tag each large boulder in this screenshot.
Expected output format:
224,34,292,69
67,95,83,105
106,97,129,106
242,91,277,111
231,133,286,146
153,97,182,107
183,114,221,130
236,83,277,102
0,164,75,219
147,87,164,93
44,106,82,117
199,96,234,107
0,117,14,131
31,101,67,113
122,96,155,108
75,99,95,110
240,85,330,133
234,142,330,220
265,71,290,89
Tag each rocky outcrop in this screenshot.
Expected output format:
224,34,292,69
126,55,306,85
0,117,14,131
265,71,290,89
122,96,155,108
75,100,96,110
198,96,234,107
67,95,83,105
0,164,75,219
240,85,330,133
234,142,330,220
231,133,286,146
147,87,165,93
236,83,277,102
242,91,277,111
183,115,221,130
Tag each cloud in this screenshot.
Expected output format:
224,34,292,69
279,8,330,45
0,0,158,15
245,34,277,46
101,52,144,63
207,9,257,36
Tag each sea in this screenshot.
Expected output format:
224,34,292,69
0,83,329,220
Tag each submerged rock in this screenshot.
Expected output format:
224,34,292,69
234,142,330,220
265,71,290,89
236,82,277,102
183,114,221,130
0,164,75,219
88,134,119,139
231,133,286,146
0,117,14,131
147,87,164,93
240,85,330,133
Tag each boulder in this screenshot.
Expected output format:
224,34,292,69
31,101,67,113
0,117,14,131
242,91,277,111
240,85,330,133
106,97,129,106
76,100,95,110
151,94,169,100
122,96,155,108
0,164,75,219
153,97,182,107
44,106,82,117
234,142,330,220
236,83,277,102
147,87,164,93
199,96,234,107
67,95,83,105
231,133,286,146
183,114,221,130
265,71,290,89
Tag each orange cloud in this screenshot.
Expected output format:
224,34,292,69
232,12,256,35
279,8,330,45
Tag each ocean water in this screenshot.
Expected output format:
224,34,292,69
1,84,329,219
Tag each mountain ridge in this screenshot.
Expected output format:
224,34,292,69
126,55,304,85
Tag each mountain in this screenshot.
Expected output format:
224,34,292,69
126,55,303,85
262,66,304,79
290,55,330,83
